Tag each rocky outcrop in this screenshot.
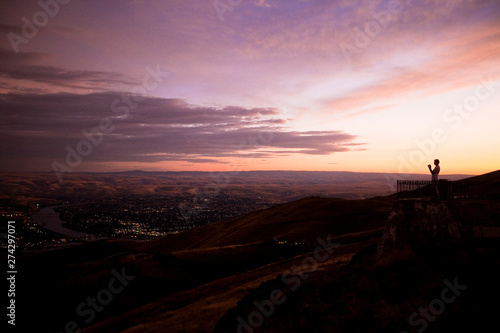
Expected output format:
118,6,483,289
377,199,500,259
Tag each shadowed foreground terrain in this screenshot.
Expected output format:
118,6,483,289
15,171,500,332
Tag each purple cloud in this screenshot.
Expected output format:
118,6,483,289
0,92,364,171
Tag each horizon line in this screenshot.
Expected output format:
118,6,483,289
0,169,483,176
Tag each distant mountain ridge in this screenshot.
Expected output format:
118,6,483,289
1,170,474,206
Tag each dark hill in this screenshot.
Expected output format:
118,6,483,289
139,195,395,252
456,169,500,183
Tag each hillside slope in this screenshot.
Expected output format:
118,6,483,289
139,195,395,252
455,169,500,183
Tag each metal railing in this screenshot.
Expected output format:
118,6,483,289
397,180,433,199
397,180,499,200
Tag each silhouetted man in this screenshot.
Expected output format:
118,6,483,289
428,159,440,198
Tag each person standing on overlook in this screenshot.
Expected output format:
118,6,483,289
428,159,440,198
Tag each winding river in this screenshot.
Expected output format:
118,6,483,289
31,206,93,238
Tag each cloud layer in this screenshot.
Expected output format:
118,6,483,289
0,92,362,171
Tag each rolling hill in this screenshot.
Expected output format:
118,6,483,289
139,195,396,252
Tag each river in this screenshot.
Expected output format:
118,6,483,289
31,206,93,238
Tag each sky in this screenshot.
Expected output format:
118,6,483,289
1,0,499,177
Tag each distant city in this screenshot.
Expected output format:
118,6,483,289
1,194,275,250
56,194,273,237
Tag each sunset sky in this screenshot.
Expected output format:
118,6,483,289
1,0,499,176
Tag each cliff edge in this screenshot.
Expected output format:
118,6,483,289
377,199,500,260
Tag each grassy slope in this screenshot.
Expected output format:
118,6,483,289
212,239,500,333
84,241,369,333
139,196,395,252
